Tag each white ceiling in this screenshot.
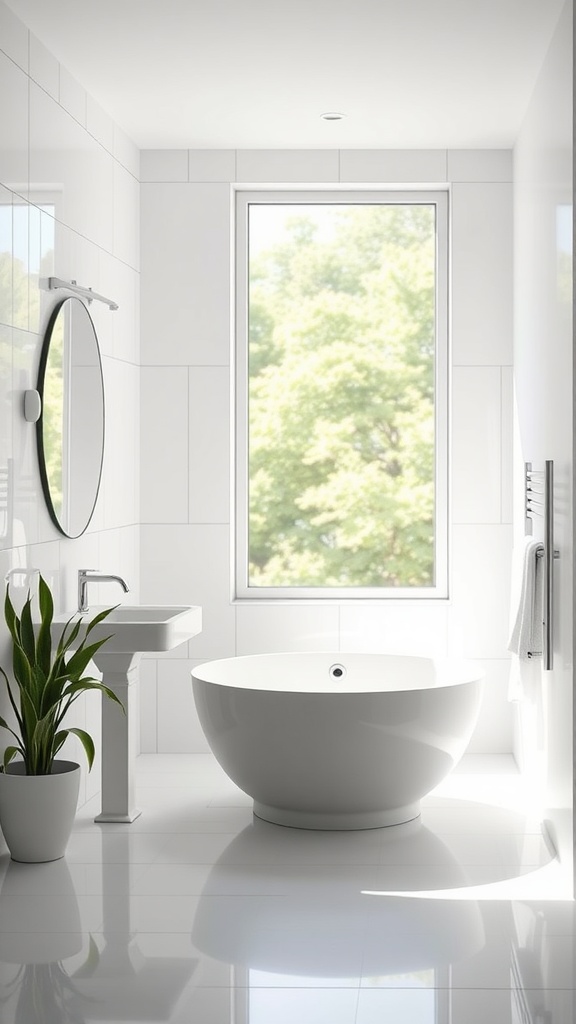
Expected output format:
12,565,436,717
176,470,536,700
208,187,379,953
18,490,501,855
5,0,566,150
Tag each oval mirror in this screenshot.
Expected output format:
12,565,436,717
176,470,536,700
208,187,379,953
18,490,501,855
37,297,105,538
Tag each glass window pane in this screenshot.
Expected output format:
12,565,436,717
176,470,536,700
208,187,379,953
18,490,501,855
245,200,437,591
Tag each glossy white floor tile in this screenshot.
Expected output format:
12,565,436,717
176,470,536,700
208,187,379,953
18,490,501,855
0,753,574,1023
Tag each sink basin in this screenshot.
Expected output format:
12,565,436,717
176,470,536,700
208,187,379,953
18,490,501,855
51,604,202,653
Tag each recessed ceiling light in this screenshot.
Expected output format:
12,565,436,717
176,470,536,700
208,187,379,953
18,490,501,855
320,111,346,121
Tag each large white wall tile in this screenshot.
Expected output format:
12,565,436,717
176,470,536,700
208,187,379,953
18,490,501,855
30,82,114,252
99,254,139,363
157,659,211,753
113,125,139,179
58,65,86,126
451,182,513,366
449,525,513,660
0,50,28,194
501,367,513,524
113,161,139,268
236,603,339,654
140,524,235,660
451,366,501,524
466,660,514,753
141,366,189,523
236,149,339,182
447,150,513,182
87,96,115,153
100,358,139,529
0,1,28,69
188,366,229,523
29,33,58,99
140,182,231,366
140,149,188,182
340,603,449,657
339,149,447,182
188,150,236,182
96,526,139,601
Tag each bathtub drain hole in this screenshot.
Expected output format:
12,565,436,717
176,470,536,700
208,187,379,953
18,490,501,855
329,663,346,679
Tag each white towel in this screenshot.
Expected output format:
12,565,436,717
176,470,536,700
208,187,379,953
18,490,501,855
507,538,544,701
508,538,544,659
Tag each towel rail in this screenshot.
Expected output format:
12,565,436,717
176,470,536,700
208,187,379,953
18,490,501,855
524,461,558,670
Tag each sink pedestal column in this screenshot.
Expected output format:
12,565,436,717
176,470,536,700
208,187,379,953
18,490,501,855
92,651,142,823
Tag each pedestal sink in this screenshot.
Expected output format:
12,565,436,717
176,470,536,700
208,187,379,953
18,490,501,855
51,605,202,823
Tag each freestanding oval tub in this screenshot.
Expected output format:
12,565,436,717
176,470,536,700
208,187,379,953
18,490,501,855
191,653,484,830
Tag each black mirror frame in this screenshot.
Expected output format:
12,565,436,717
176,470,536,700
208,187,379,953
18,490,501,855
36,296,105,539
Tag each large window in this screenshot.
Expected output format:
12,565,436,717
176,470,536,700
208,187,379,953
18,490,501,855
235,191,448,599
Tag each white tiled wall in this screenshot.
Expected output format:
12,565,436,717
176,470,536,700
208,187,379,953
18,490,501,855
0,0,140,808
512,0,573,855
0,0,517,771
140,147,514,755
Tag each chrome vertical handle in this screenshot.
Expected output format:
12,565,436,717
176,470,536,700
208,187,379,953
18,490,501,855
543,460,554,670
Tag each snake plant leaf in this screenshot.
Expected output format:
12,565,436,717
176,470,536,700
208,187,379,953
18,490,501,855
1,746,21,771
0,715,22,744
63,727,95,771
49,651,67,684
56,616,83,657
36,575,54,675
12,642,32,693
85,604,120,636
52,729,67,753
3,588,19,646
39,672,70,718
19,686,40,737
63,637,115,681
19,596,36,667
60,680,125,710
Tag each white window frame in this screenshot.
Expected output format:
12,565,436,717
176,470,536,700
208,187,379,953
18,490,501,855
234,189,449,601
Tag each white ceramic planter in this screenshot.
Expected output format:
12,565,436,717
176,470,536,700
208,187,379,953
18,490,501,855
0,760,81,863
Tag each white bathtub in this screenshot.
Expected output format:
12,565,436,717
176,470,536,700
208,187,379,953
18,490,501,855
191,653,484,830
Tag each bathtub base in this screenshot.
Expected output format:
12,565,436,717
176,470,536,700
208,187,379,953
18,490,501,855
253,800,421,831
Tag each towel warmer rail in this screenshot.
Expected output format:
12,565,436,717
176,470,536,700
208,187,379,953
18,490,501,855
525,461,558,670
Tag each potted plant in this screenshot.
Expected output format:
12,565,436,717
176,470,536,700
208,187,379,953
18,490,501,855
0,575,124,862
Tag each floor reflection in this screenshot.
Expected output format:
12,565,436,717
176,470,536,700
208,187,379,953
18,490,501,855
0,858,197,1023
192,817,486,978
0,754,572,1023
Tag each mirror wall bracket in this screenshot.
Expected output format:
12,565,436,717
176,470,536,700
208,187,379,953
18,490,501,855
45,277,119,311
24,389,42,422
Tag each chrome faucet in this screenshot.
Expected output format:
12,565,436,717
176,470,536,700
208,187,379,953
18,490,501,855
78,568,129,613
